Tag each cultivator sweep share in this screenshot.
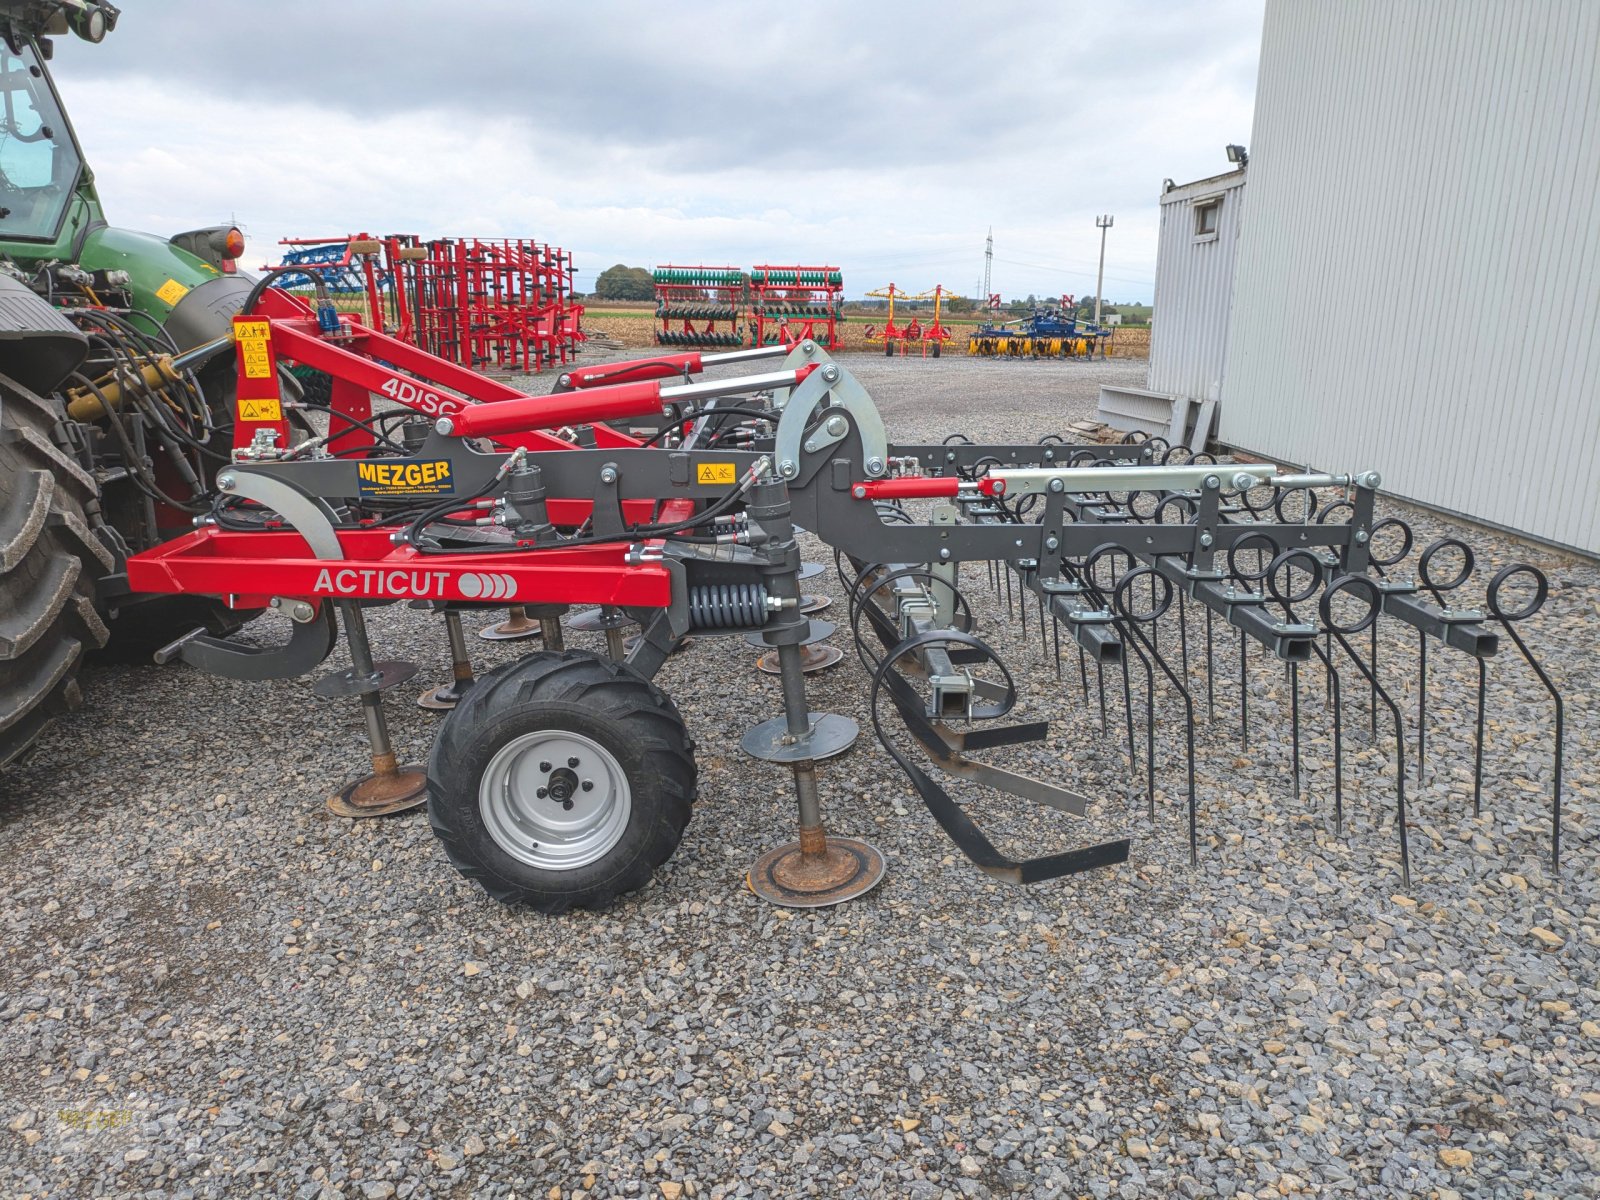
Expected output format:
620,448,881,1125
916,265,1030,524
272,234,584,373
123,290,1567,910
652,266,746,347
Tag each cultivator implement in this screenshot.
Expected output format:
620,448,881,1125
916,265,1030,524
125,289,1568,910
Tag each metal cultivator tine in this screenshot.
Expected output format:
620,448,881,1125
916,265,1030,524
1483,563,1565,871
1319,575,1413,887
1111,566,1200,863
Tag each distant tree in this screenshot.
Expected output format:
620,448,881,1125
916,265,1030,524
947,295,976,314
595,264,655,301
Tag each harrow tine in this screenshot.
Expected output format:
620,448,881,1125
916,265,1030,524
1472,657,1487,817
1051,612,1063,680
1290,660,1301,801
1368,624,1378,739
1239,629,1249,748
1038,591,1048,662
1120,650,1137,775
1205,605,1216,722
1177,592,1190,693
1322,576,1412,888
1118,627,1157,818
1114,567,1198,863
1485,563,1564,871
1417,631,1428,776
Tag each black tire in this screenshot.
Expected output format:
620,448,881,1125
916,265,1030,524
0,373,113,765
427,649,697,912
884,340,894,357
931,341,941,358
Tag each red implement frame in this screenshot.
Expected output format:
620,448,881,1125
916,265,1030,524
131,291,728,612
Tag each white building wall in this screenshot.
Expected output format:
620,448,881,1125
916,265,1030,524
1148,171,1246,404
1222,0,1600,553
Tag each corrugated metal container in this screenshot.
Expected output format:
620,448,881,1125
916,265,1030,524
1148,171,1247,404
1222,0,1600,554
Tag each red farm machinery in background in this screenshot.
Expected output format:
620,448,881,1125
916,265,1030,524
271,234,584,374
748,266,843,350
652,265,746,347
864,283,958,357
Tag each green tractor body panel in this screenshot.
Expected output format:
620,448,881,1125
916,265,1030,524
76,225,255,349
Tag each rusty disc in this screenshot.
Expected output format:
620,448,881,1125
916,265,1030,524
756,643,842,676
747,837,887,908
798,594,832,615
478,612,542,641
326,766,429,818
417,684,461,711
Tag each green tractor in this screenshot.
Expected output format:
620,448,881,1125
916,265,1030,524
0,1,266,763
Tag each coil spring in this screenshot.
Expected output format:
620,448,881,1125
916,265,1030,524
688,583,768,629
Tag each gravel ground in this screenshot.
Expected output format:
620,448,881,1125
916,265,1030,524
3,354,1596,1200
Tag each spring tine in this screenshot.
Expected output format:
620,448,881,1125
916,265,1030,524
1150,571,1160,652
1178,592,1190,688
1004,562,1014,618
1485,566,1564,872
1120,651,1137,775
1472,657,1486,817
1325,629,1333,703
1037,591,1047,662
1117,570,1199,865
1417,631,1428,778
1329,627,1411,888
1051,613,1063,680
1097,658,1108,733
1368,623,1378,740
1078,644,1090,706
1290,660,1301,801
1205,605,1216,722
1239,629,1249,748
1307,637,1346,835
1019,573,1028,637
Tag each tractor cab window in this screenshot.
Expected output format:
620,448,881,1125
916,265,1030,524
0,42,80,241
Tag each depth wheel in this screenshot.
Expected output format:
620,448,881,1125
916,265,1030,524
426,649,697,912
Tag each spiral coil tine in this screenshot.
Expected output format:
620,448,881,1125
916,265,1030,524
1484,563,1564,871
1321,576,1412,888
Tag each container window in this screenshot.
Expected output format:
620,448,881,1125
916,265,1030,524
1194,199,1221,240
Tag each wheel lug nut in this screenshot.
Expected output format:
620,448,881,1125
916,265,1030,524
536,787,548,798
539,761,551,772
567,756,580,768
581,780,594,792
562,800,573,810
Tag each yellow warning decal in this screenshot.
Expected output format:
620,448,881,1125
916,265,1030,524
235,320,274,379
155,278,190,306
696,462,737,485
238,397,282,422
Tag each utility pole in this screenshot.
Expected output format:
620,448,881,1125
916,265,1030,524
982,227,993,305
1094,215,1114,328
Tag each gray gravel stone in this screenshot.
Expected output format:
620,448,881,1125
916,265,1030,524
1,354,1595,1199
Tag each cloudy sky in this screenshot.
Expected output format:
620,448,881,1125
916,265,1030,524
51,1,1263,302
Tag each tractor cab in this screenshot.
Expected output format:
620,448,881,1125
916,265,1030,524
0,37,85,242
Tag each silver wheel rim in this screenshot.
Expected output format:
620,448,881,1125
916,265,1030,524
479,729,632,871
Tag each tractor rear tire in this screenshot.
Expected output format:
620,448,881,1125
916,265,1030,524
0,376,113,766
427,649,697,912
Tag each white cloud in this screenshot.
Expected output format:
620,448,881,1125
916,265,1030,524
51,2,1263,302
